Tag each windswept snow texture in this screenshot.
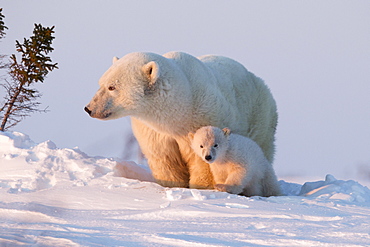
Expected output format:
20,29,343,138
1,132,370,246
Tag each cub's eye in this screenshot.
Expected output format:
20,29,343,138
108,86,116,91
200,145,204,149
214,144,218,148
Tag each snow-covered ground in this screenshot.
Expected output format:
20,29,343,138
1,131,370,246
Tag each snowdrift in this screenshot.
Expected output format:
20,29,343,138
1,131,370,246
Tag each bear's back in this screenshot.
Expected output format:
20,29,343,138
163,52,217,84
164,52,259,132
163,52,277,163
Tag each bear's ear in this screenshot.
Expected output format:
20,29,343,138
143,61,171,91
222,128,231,137
144,61,160,84
188,132,194,141
112,57,119,64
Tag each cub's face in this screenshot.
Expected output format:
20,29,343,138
189,126,230,164
84,53,163,120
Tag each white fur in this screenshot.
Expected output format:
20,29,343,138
189,126,281,197
85,52,278,189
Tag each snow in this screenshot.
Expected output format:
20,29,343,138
1,132,370,246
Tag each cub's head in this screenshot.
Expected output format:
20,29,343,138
84,52,174,120
188,126,230,164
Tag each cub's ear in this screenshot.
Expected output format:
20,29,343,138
112,56,119,64
222,128,231,136
188,132,194,141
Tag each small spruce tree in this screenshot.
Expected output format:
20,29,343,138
0,21,58,131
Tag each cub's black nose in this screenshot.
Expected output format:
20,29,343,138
84,106,92,115
205,155,212,161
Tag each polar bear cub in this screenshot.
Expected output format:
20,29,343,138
189,126,281,197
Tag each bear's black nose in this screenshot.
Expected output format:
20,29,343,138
84,106,92,116
205,155,212,161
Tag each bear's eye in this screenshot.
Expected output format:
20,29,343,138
200,145,203,149
108,86,116,91
214,144,218,148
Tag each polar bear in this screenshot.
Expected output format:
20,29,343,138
85,51,277,189
189,126,281,196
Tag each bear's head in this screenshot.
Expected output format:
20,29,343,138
85,52,187,121
189,126,230,164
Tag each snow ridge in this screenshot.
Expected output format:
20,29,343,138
1,131,370,246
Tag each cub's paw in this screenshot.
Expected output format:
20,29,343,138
214,184,229,192
215,183,243,195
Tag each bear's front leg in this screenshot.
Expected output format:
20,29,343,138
131,118,189,188
149,152,190,188
188,154,214,189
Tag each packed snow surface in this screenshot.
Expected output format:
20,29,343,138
1,131,370,246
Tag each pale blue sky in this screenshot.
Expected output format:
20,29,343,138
1,1,370,180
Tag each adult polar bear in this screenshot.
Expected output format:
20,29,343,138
85,51,277,189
